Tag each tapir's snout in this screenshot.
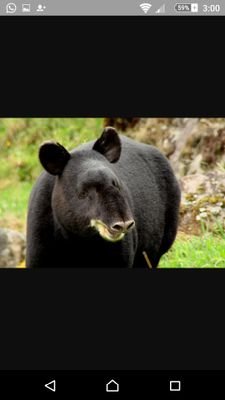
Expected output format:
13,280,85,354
110,219,135,234
90,218,135,242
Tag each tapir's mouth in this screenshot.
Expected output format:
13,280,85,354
90,219,126,242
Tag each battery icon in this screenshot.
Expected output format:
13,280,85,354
191,3,198,12
175,3,198,12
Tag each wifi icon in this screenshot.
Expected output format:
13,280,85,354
140,3,152,14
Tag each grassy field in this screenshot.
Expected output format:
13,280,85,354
1,118,225,268
159,232,225,268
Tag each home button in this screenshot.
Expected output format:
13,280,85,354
106,379,119,393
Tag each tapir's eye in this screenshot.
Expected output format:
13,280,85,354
112,180,120,190
78,189,88,199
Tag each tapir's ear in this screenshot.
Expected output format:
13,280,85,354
39,141,71,175
93,127,121,163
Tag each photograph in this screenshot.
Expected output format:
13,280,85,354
1,117,225,268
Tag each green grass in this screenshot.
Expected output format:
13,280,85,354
0,182,31,232
0,118,104,231
159,233,225,268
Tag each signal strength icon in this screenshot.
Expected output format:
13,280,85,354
140,3,152,14
156,4,165,13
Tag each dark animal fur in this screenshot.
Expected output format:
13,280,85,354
26,128,181,268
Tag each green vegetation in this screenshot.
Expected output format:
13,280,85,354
1,118,225,268
0,118,104,232
159,232,225,268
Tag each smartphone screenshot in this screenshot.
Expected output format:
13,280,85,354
0,0,225,397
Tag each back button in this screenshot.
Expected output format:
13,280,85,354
45,380,56,392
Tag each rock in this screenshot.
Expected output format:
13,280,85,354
0,228,26,268
170,118,199,175
120,118,225,177
188,154,203,175
124,118,177,152
179,172,225,235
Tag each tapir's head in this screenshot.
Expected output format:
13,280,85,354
39,127,135,242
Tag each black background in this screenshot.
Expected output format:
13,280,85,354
0,16,224,117
0,16,225,380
